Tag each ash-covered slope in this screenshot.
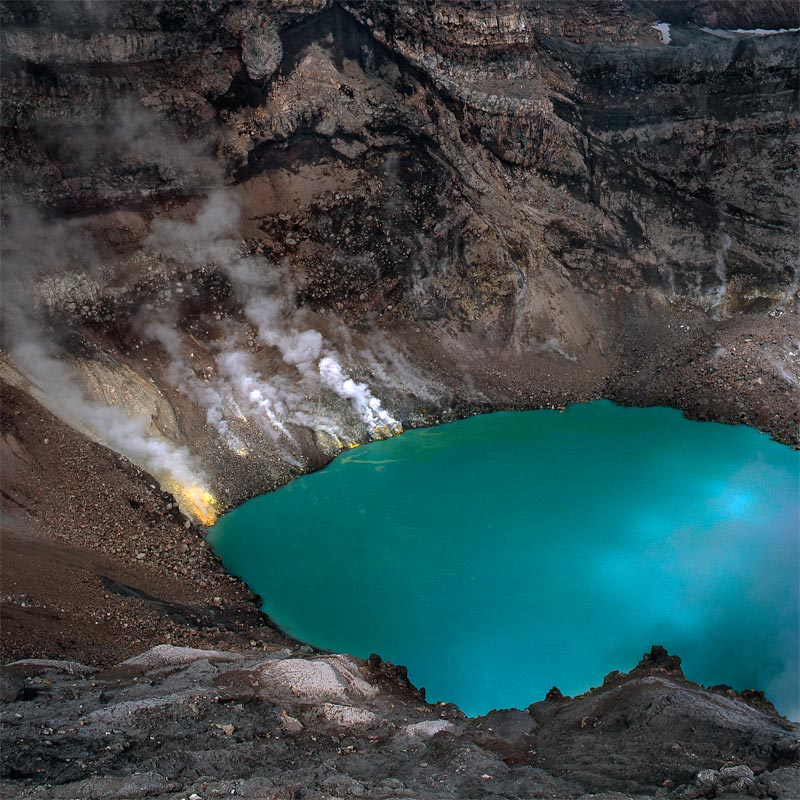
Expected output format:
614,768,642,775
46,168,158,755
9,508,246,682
1,645,798,799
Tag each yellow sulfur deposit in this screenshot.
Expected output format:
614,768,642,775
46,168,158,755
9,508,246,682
371,423,404,440
169,483,220,526
331,424,403,451
330,435,359,450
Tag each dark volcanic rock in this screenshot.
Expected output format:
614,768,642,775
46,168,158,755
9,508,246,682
0,645,796,799
2,0,797,299
633,643,685,675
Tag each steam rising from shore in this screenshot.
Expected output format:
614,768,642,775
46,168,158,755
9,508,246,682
319,356,402,437
0,207,218,523
144,319,248,455
1,182,412,520
146,189,404,443
7,330,217,525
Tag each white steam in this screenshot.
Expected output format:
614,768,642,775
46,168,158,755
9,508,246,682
540,336,578,362
2,180,409,531
711,231,732,309
143,319,248,455
147,189,404,443
319,356,402,437
215,349,293,440
1,206,217,523
9,334,212,518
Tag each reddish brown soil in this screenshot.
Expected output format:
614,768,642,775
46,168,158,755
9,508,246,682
0,382,285,666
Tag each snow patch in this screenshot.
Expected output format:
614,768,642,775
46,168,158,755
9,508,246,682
652,23,671,44
701,26,800,38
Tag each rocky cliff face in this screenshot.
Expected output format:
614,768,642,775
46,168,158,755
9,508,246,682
3,1,797,301
1,3,798,797
1,4,797,508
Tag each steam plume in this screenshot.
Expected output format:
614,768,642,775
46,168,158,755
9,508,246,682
143,319,248,455
9,333,217,524
1,207,218,524
319,356,402,438
148,189,404,442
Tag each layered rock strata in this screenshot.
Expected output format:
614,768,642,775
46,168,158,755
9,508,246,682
0,3,797,511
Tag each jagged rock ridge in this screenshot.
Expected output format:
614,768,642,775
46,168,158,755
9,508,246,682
1,645,797,799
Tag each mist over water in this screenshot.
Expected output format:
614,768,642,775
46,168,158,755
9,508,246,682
209,401,800,719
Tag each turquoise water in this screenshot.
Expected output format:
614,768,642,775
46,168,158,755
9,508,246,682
208,401,800,719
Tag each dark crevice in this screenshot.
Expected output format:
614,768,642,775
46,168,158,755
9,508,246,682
212,63,269,112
